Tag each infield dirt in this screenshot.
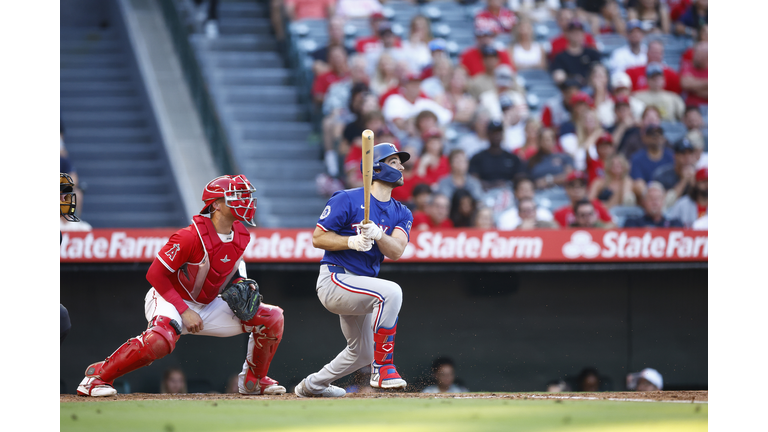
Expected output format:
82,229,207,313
60,390,707,403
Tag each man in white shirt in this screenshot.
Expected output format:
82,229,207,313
608,20,648,74
382,73,453,132
497,177,554,230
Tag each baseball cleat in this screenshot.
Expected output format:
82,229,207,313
77,376,117,397
240,374,286,395
370,364,407,389
294,379,346,398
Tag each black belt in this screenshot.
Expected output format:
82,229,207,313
326,264,346,274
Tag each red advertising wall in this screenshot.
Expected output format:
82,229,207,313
60,228,708,263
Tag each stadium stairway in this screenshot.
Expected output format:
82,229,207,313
61,1,187,228
182,0,326,228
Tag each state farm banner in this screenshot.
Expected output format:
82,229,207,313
60,228,707,263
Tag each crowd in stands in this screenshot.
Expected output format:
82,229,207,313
281,0,708,230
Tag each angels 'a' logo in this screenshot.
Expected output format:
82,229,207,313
165,244,181,261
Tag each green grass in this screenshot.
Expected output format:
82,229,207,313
60,397,707,432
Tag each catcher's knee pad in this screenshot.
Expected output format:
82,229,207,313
242,304,284,339
97,315,182,383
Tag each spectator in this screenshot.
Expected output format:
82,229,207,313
341,104,383,164
364,21,407,77
561,108,604,171
589,153,637,209
441,66,479,125
401,109,439,156
284,0,335,21
632,63,686,121
449,189,478,228
160,367,187,394
549,20,602,86
588,63,617,128
607,20,648,74
554,171,615,228
593,0,627,36
576,367,602,392
312,45,349,106
614,104,662,159
626,368,664,391
399,15,433,74
391,157,420,205
541,78,582,131
666,167,707,227
652,137,697,208
342,111,386,188
335,0,382,20
311,16,355,77
498,176,555,230
475,0,517,35
355,12,401,54
680,23,707,70
473,206,496,229
437,149,485,203
627,0,671,34
467,46,505,99
609,71,647,121
194,0,220,39
549,7,598,61
469,120,526,191
500,97,529,155
623,181,684,227
414,128,451,186
680,41,707,107
409,183,433,214
455,108,492,161
479,66,528,125
585,131,615,185
369,52,399,97
419,38,450,80
625,40,682,94
629,123,674,191
527,127,575,190
509,0,561,23
674,0,707,37
382,73,453,133
555,90,593,142
413,193,454,229
570,199,610,228
682,105,708,167
422,357,468,394
509,17,547,71
516,197,559,230
420,55,452,101
669,0,693,23
459,27,515,77
514,118,542,162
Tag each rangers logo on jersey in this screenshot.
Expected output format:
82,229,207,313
165,243,181,261
320,205,331,219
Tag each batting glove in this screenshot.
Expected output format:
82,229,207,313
360,221,384,241
348,234,374,252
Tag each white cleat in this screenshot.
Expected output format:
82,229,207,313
77,377,117,397
261,384,287,395
294,379,346,398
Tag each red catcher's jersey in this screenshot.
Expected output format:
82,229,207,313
155,215,250,305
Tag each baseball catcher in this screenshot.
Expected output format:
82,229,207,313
77,175,286,397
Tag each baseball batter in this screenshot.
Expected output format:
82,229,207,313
295,143,413,398
77,175,287,397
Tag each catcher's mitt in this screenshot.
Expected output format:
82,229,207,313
221,278,262,321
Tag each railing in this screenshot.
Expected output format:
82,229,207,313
158,0,236,175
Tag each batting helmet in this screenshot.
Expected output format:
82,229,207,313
361,143,411,184
60,173,80,222
201,175,257,226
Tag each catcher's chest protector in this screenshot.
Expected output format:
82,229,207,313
178,215,249,304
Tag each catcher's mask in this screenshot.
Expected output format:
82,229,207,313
60,173,80,222
201,175,257,226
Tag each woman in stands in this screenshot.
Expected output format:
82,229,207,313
587,63,616,128
627,0,671,34
514,118,542,162
449,189,478,228
370,52,399,97
588,153,637,209
508,18,547,71
442,67,477,125
400,15,433,74
560,109,605,172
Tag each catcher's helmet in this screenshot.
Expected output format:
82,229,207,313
60,173,80,222
201,175,257,226
360,143,411,184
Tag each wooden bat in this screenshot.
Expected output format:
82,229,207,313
361,129,374,224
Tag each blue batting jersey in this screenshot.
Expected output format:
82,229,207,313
316,187,413,277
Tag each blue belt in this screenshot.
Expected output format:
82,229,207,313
326,264,346,274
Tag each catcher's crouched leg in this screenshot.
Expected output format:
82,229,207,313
238,304,286,395
77,316,182,397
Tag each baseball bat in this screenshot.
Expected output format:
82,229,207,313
361,129,374,224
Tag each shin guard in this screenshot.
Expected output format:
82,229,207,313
240,304,284,393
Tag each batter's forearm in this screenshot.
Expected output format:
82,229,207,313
376,234,407,260
313,229,351,251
